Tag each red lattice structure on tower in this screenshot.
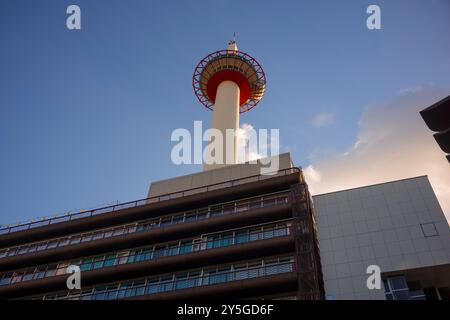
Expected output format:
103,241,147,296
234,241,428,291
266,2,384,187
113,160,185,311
193,48,267,113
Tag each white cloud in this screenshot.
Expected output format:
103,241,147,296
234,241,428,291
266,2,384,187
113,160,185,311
311,111,335,127
237,123,263,162
304,86,450,221
304,165,322,183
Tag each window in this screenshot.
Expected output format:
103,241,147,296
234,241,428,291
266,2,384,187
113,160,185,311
37,243,48,251
104,255,116,267
116,252,129,265
236,203,248,212
146,278,160,294
136,249,152,262
193,239,205,251
153,246,166,259
274,225,287,237
249,200,262,210
179,241,193,254
92,256,104,269
34,267,46,280
117,283,132,299
167,244,179,256
93,286,107,300
185,213,197,222
197,209,208,220
104,230,113,238
0,273,12,285
175,273,189,290
222,233,233,246
58,238,70,247
80,258,93,271
160,275,174,292
22,270,35,281
161,217,172,227
247,262,262,278
186,272,200,288
127,225,137,233
263,226,275,239
81,234,93,243
18,246,29,254
236,230,249,244
207,235,220,249
92,232,104,240
56,262,70,275
127,251,136,263
222,204,235,214
47,240,58,249
264,260,279,275
134,280,146,296
205,267,231,285
210,205,222,217
112,228,124,236
390,276,407,290
263,197,277,207
234,264,248,280
249,228,261,241
45,264,57,277
384,276,411,300
69,236,81,245
172,215,184,224
106,285,119,299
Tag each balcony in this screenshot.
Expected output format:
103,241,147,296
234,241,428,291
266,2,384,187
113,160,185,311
0,225,293,296
0,168,300,238
30,258,296,300
0,192,289,262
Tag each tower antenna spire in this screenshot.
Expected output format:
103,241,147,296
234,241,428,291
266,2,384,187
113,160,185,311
227,32,238,51
228,32,237,45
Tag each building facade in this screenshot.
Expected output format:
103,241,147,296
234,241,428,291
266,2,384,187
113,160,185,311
0,153,324,300
1,153,449,300
314,176,450,300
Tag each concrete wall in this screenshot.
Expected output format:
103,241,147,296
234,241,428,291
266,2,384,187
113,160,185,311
313,176,450,300
148,153,294,198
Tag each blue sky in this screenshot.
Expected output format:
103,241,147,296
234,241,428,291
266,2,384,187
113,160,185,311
0,0,449,226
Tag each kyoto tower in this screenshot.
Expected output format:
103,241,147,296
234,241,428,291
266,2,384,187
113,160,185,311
193,37,266,170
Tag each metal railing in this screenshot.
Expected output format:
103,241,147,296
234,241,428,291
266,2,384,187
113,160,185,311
0,192,289,260
0,225,292,287
37,261,295,300
0,168,299,236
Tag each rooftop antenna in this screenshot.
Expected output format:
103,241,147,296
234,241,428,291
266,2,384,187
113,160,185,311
229,32,237,44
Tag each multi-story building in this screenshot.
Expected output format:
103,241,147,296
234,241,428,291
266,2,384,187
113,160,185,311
314,176,450,300
0,153,324,300
1,153,449,300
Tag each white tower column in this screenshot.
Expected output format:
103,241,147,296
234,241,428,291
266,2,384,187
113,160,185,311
204,80,240,171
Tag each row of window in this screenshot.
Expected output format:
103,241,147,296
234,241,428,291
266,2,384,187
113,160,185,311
29,256,295,300
0,168,298,237
0,222,292,286
0,192,289,260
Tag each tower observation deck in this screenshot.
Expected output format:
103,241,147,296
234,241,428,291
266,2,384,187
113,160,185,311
193,40,267,170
